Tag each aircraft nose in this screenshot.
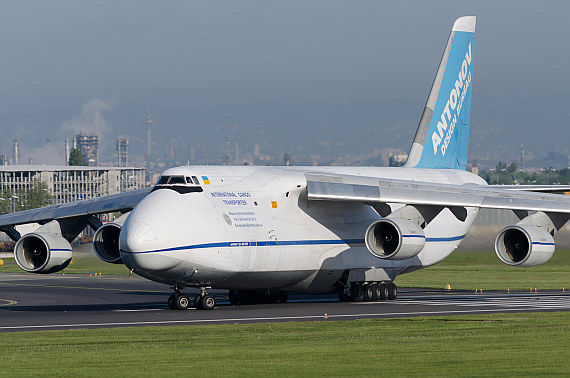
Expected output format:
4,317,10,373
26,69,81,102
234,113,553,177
119,217,181,272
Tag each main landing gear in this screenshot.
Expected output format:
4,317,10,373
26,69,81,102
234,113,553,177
168,286,215,310
338,282,397,302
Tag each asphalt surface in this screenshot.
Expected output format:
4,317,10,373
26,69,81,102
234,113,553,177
1,272,569,332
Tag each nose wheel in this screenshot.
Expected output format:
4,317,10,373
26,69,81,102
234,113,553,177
168,287,215,310
194,293,215,310
168,293,191,310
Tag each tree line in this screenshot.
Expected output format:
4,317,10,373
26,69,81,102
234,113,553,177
479,162,570,185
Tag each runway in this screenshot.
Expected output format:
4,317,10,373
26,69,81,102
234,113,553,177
1,272,569,332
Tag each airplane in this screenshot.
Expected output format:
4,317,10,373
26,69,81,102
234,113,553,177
2,16,570,311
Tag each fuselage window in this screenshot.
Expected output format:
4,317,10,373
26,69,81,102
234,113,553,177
192,176,199,185
186,177,193,184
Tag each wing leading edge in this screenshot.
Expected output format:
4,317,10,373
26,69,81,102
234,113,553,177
0,187,151,228
306,173,570,214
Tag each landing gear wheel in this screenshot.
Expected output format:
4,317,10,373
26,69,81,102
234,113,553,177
387,283,397,300
350,284,364,302
363,284,374,301
371,284,381,301
174,294,190,310
194,294,203,310
200,294,216,310
168,294,176,309
379,283,388,300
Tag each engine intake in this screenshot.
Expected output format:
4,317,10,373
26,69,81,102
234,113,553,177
93,213,129,264
365,218,425,260
495,224,554,267
14,232,72,274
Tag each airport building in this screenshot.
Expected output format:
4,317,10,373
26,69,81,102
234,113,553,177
0,165,146,206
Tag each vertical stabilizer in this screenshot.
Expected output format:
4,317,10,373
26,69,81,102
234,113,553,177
405,16,476,169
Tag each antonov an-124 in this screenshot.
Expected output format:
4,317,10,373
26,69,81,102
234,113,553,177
2,16,570,310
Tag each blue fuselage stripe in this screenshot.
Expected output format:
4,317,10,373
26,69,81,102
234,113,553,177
121,235,466,254
531,242,555,246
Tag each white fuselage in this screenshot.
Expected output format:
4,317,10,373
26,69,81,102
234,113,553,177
119,166,485,294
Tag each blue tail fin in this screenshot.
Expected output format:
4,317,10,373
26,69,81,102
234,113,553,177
405,16,476,169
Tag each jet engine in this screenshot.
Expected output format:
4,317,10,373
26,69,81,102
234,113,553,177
495,212,555,267
14,232,72,274
365,218,425,260
93,213,129,264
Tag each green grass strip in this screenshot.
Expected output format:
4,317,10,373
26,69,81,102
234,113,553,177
396,249,570,291
0,312,568,376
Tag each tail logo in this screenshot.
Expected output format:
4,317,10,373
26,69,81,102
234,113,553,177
431,42,472,157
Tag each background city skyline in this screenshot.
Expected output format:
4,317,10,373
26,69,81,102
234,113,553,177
1,1,568,168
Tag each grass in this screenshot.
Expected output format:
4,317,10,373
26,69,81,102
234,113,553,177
396,249,570,291
2,249,570,291
0,255,131,276
0,312,568,376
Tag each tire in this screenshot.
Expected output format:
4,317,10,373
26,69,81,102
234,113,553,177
194,294,203,309
363,285,374,301
387,283,397,300
174,294,190,310
378,283,388,300
168,294,176,309
350,284,364,302
371,284,381,301
200,294,216,310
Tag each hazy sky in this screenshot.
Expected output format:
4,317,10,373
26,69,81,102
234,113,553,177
1,1,569,164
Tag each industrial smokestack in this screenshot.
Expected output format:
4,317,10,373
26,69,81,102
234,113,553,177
65,139,70,166
13,140,19,165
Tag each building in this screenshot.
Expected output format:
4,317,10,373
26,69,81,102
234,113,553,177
116,137,129,167
0,165,146,206
74,133,99,166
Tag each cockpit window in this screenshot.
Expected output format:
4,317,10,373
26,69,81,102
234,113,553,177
152,174,204,194
156,176,169,185
168,175,186,184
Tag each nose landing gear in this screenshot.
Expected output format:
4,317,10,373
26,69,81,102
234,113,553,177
168,285,215,310
194,288,215,310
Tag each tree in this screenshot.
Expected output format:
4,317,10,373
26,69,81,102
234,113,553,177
68,148,86,166
507,162,517,173
0,189,15,214
23,182,52,210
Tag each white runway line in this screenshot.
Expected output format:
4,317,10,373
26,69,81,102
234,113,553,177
0,307,553,331
361,295,570,309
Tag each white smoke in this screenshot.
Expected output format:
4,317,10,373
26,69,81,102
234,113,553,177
17,98,115,166
60,98,114,135
24,142,66,165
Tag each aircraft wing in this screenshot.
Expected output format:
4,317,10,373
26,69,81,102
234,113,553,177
306,173,570,214
487,185,570,194
0,187,151,228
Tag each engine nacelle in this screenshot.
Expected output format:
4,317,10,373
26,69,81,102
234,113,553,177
14,232,72,274
495,224,554,267
365,218,425,260
93,213,129,264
